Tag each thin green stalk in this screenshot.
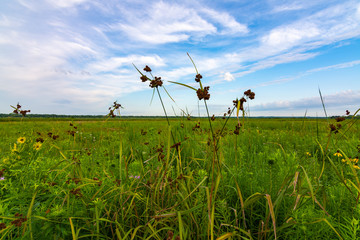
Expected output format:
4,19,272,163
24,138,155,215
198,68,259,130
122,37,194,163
217,106,236,146
156,87,176,145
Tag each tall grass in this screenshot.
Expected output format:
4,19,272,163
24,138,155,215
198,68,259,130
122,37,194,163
0,57,359,239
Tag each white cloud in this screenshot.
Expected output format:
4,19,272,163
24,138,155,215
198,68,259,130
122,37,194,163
200,8,248,35
107,1,248,44
272,4,304,12
244,59,360,89
88,55,166,73
233,51,318,78
46,0,89,8
110,1,216,44
308,60,360,73
261,24,320,51
253,90,360,111
224,72,235,81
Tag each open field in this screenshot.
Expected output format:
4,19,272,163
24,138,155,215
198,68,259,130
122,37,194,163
0,116,360,239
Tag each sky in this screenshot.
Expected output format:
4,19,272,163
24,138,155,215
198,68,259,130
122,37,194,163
0,0,360,117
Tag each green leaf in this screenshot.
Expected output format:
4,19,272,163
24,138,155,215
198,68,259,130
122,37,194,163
168,81,197,91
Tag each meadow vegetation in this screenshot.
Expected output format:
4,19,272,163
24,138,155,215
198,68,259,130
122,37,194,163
0,56,360,239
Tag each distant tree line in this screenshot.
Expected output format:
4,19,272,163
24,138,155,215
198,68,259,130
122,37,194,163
0,113,358,120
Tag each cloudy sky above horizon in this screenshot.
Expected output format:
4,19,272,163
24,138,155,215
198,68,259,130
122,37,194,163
1,0,359,117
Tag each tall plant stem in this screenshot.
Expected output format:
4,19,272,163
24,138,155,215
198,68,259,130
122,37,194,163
204,100,221,181
157,87,176,141
156,87,179,161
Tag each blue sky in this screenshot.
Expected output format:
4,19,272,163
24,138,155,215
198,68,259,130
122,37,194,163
0,0,359,117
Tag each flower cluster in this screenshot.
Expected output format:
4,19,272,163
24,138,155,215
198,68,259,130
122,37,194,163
329,123,341,134
11,213,27,227
192,122,201,131
170,142,181,150
0,222,6,230
334,151,343,157
233,98,247,111
244,89,255,99
233,89,256,111
45,132,59,140
234,123,242,135
196,86,210,100
139,65,163,88
33,142,42,151
11,103,30,117
341,156,360,169
149,76,163,88
17,137,26,144
108,101,123,118
144,65,151,72
70,188,83,198
335,117,345,122
195,74,202,82
129,175,140,179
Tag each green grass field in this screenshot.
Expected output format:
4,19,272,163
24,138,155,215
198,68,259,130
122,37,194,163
0,116,359,239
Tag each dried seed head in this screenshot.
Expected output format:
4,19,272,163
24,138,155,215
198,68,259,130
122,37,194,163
140,75,148,82
335,117,345,122
149,77,163,88
0,223,6,230
143,65,152,72
244,89,255,99
196,86,210,100
195,74,202,82
329,123,339,134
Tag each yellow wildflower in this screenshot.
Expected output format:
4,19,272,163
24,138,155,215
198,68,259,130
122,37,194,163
2,158,9,164
11,143,18,153
17,137,26,144
354,165,360,170
353,158,359,164
342,159,347,163
34,142,42,151
334,152,343,157
306,152,311,157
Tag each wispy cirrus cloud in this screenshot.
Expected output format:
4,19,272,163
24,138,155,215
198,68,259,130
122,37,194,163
219,1,360,82
106,1,248,44
308,60,360,73
253,90,360,111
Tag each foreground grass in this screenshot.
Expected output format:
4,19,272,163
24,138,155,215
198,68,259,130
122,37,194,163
0,117,359,239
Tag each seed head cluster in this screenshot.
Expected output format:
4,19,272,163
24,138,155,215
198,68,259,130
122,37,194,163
197,86,210,100
108,101,123,118
233,89,256,111
149,77,163,88
195,74,202,82
12,103,30,117
244,89,255,99
139,65,163,89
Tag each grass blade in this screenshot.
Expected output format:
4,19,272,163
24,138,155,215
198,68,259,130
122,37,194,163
265,194,277,240
168,81,197,91
300,165,315,204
